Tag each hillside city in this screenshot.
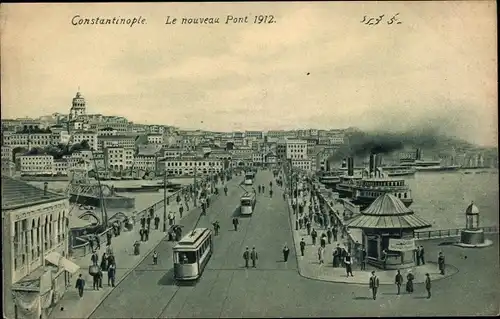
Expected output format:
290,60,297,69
1,91,497,179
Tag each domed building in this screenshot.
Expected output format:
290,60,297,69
347,193,432,269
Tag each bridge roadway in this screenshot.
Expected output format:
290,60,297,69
89,170,499,318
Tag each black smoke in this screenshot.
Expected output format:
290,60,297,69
328,128,442,162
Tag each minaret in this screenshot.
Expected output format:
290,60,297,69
69,90,86,120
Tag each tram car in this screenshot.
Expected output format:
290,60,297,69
173,228,213,281
240,192,256,215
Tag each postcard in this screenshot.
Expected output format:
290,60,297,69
1,2,498,318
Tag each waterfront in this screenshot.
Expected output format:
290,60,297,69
400,169,498,230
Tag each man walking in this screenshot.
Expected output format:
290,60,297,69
438,252,445,275
75,274,85,298
283,244,290,262
311,229,318,245
232,217,239,231
395,270,403,295
107,263,116,287
369,271,380,300
243,247,250,268
299,238,306,257
250,247,258,268
425,273,432,299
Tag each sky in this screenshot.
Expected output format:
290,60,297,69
1,2,497,146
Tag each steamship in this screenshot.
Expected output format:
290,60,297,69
400,148,460,172
335,158,362,198
318,170,344,188
338,155,414,209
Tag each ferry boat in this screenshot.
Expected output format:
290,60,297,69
379,165,416,177
336,175,363,198
351,175,413,210
400,148,461,172
318,170,344,188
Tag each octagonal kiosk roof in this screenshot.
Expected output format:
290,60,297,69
347,193,432,230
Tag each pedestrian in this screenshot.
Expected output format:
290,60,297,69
311,229,317,245
333,227,338,242
179,205,184,219
438,251,445,275
382,249,388,269
360,248,367,270
212,221,220,235
140,216,146,229
406,269,414,294
299,238,306,257
318,246,325,265
395,270,403,295
369,271,380,300
345,252,354,277
250,247,258,268
283,244,290,262
425,273,431,299
269,189,273,198
146,216,151,230
91,251,98,266
243,247,250,268
154,215,160,230
420,246,426,265
306,221,312,235
106,231,112,246
92,272,99,290
232,217,239,231
97,268,103,289
89,238,94,252
258,185,261,193
332,248,339,267
326,228,332,244
415,247,421,266
95,235,101,250
320,234,326,248
75,274,85,298
139,228,145,242
298,217,303,229
108,263,116,287
153,251,158,265
100,253,108,271
168,212,175,226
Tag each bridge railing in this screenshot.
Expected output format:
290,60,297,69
415,226,499,240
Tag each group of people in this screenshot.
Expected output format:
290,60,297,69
256,181,274,197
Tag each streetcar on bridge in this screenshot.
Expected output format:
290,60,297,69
173,228,213,281
240,192,256,215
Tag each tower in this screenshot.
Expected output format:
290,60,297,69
69,91,86,120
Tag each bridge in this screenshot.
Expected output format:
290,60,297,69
67,182,135,209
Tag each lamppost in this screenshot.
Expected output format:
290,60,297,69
163,170,168,232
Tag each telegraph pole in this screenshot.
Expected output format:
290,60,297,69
193,164,198,207
163,170,168,232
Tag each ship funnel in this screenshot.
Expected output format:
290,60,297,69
369,154,376,175
347,157,354,176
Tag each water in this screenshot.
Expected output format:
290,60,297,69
405,170,499,230
26,172,499,230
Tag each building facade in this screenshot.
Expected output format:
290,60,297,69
158,158,223,176
286,139,308,160
2,176,77,319
19,155,55,176
103,146,134,171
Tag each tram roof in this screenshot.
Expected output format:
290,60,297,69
176,228,210,246
241,192,255,199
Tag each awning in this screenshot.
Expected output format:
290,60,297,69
45,252,80,274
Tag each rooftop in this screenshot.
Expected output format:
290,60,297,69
347,193,432,230
1,176,67,211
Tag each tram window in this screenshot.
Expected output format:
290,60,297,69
178,252,196,264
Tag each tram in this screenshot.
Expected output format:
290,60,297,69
240,192,256,215
244,171,255,185
173,228,213,281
